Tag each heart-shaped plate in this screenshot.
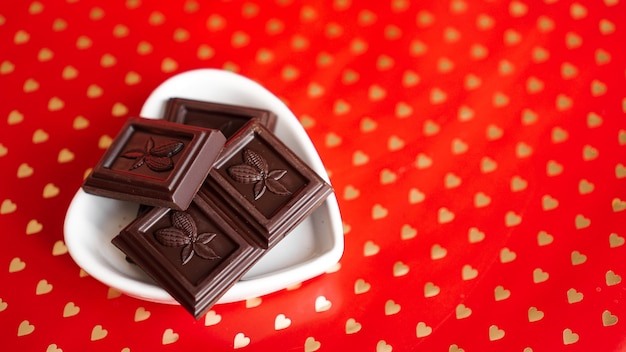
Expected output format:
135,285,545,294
64,69,343,304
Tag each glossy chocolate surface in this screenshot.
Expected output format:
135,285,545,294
112,192,265,319
82,117,226,210
202,122,333,248
164,98,277,139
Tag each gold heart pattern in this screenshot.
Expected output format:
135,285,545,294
2,1,625,351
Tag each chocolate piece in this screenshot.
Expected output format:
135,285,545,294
164,98,277,139
202,122,333,249
82,117,226,210
112,192,265,319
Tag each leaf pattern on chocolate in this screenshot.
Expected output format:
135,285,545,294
155,211,220,265
120,137,184,172
228,148,292,200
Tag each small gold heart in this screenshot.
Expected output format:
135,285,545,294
619,130,626,145
516,142,533,158
556,94,573,111
546,160,563,176
552,126,569,143
400,224,417,240
470,44,488,60
62,65,78,79
528,307,544,322
575,214,591,229
533,268,549,283
505,211,522,227
9,257,26,272
599,19,615,35
438,207,455,223
333,99,350,115
537,231,554,246
89,7,105,20
504,29,522,45
431,244,447,260
393,261,409,277
617,164,626,178
388,135,405,151
376,55,394,70
489,325,505,341
343,185,359,200
17,163,34,178
73,116,89,129
591,80,607,97
384,300,401,315
423,119,440,135
578,179,594,194
565,32,582,49
458,105,474,121
342,69,358,84
352,150,369,166
1,60,15,74
14,30,30,44
455,304,471,319
563,328,579,345
582,145,599,161
368,84,386,101
542,195,559,210
204,310,222,326
408,188,425,204
402,70,420,87
376,340,393,352
17,320,35,336
481,157,497,173
23,78,39,92
567,288,584,303
486,124,503,140
474,192,491,207
380,169,397,184
275,314,292,330
98,135,113,149
424,282,440,297
107,287,122,299
612,198,626,212
363,241,380,256
8,110,24,125
52,240,67,255
325,132,341,148
360,117,377,132
162,328,179,345
464,74,481,89
468,227,485,243
133,307,150,322
571,251,587,265
570,3,587,18
354,279,371,294
99,53,117,68
299,115,314,128
26,219,42,235
609,233,625,248
36,279,53,295
304,337,321,352
345,318,362,334
246,297,262,308
602,310,618,327
315,296,331,312
510,175,528,192
43,183,60,198
161,57,178,73
429,88,447,104
48,97,64,111
372,204,388,219
462,265,478,280
0,143,7,156
63,302,80,317
111,103,128,117
58,148,75,163
451,138,468,154
415,153,433,169
137,41,153,55
52,18,67,31
444,173,461,188
493,91,510,107
308,82,325,98
0,298,7,312
32,129,49,143
87,84,103,98
416,322,432,338
494,285,511,301
172,28,189,42
437,57,454,73
500,248,516,263
606,270,622,286
449,344,465,352
561,62,578,79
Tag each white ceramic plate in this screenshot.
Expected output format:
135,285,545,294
64,69,343,304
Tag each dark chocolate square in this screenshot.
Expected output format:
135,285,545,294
202,122,333,248
164,98,277,139
112,192,265,319
82,117,226,210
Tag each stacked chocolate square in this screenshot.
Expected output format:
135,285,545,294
82,98,333,319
